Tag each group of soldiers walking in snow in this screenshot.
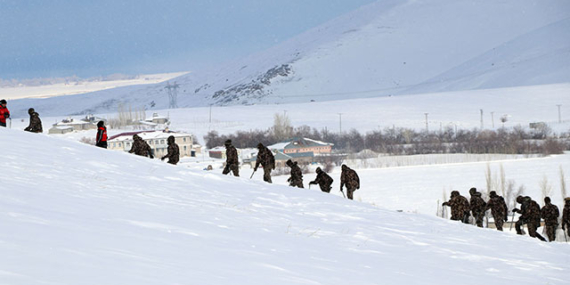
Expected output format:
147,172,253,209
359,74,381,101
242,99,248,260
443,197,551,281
223,140,360,200
443,188,570,242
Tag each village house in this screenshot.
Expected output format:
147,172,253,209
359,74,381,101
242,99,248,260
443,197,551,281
48,115,106,134
108,130,201,158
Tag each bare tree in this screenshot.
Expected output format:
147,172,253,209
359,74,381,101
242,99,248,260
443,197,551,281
540,175,552,201
273,113,292,142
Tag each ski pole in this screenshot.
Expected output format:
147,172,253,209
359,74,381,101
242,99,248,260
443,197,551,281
340,188,346,198
509,212,516,231
9,118,11,129
250,170,256,179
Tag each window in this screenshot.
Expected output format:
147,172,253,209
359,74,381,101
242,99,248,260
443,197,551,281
183,137,186,142
184,146,187,151
161,140,165,144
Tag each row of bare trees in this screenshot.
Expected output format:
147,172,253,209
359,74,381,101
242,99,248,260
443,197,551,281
204,115,568,156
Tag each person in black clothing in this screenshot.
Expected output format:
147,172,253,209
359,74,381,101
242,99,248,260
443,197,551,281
161,135,180,165
309,167,333,193
95,121,108,148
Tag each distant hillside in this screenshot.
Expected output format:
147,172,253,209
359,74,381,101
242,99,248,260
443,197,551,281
8,0,570,117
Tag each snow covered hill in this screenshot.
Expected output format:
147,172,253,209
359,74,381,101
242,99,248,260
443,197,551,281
7,0,570,117
1,127,569,285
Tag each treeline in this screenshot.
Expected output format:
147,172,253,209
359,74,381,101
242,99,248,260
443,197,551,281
204,125,568,156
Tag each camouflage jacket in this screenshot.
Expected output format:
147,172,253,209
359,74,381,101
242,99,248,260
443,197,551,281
25,112,43,133
444,195,471,220
287,162,303,183
130,138,153,157
225,145,239,165
470,192,487,214
340,167,360,191
563,204,570,227
519,198,541,223
540,203,560,225
310,171,333,190
485,195,508,220
255,147,275,170
163,143,180,164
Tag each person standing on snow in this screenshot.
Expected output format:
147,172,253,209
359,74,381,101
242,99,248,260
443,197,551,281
129,134,153,158
308,167,333,193
161,135,180,165
286,159,304,188
24,108,42,133
469,187,487,227
562,198,570,238
513,196,546,241
222,139,239,176
0,99,10,127
540,197,560,242
95,121,108,148
485,191,508,231
254,143,275,183
340,164,360,200
442,190,470,223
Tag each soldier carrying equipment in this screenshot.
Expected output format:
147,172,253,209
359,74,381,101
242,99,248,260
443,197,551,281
340,164,359,200
222,139,239,176
254,143,275,183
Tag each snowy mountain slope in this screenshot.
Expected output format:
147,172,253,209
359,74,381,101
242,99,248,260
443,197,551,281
404,17,570,94
1,128,570,284
7,0,570,117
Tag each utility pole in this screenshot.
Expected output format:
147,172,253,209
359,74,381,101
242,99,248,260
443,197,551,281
491,111,495,129
338,113,343,134
165,81,180,109
424,113,429,132
557,104,562,123
480,109,484,129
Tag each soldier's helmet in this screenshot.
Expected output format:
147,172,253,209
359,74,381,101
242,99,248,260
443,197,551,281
257,143,264,149
286,159,293,166
565,197,570,203
489,191,497,197
224,139,232,146
544,197,551,204
167,135,175,144
451,190,459,197
97,121,104,128
28,108,35,115
316,167,322,173
516,196,524,203
469,187,477,195
133,134,140,140
0,99,6,105
341,164,348,171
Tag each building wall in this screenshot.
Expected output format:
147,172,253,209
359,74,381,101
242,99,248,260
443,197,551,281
108,133,199,158
284,145,331,154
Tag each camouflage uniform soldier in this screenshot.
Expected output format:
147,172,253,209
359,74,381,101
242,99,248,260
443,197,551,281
561,198,570,238
442,190,470,223
540,197,559,242
309,167,333,193
129,134,154,158
254,143,275,183
513,196,546,241
222,140,239,177
340,164,360,200
286,159,304,188
161,135,180,165
485,191,508,231
24,108,43,133
469,187,487,227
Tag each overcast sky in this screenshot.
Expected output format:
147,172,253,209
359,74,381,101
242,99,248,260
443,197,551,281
0,0,377,79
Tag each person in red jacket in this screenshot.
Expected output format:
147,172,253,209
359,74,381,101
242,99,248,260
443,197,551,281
95,121,108,148
0,99,10,127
